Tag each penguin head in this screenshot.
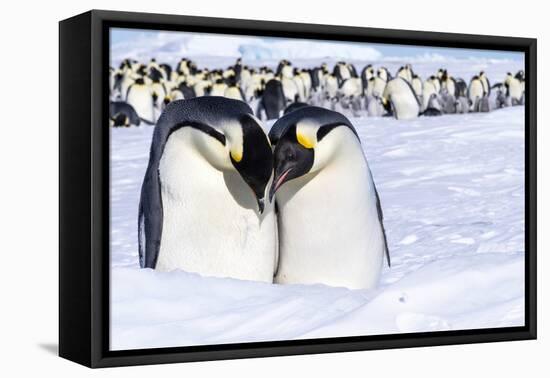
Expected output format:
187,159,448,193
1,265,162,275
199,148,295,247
111,113,129,127
228,114,273,213
268,106,357,202
175,99,272,214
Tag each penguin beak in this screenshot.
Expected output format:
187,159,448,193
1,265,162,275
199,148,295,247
269,167,292,203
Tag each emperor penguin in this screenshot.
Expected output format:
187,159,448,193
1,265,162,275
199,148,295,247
361,64,375,94
425,75,441,94
397,64,414,83
210,79,228,97
377,67,391,82
339,78,363,98
468,75,485,111
479,71,491,96
257,79,286,120
421,93,443,116
224,83,246,102
504,72,524,105
366,76,387,98
138,97,277,282
492,82,511,108
411,74,423,99
440,70,456,98
126,77,156,125
454,78,468,98
455,96,471,114
366,95,386,117
268,106,390,290
281,75,300,103
324,74,339,99
382,78,421,120
110,101,142,127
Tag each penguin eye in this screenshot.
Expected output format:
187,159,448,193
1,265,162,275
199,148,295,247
286,150,295,161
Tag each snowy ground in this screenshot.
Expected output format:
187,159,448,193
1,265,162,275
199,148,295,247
110,106,525,351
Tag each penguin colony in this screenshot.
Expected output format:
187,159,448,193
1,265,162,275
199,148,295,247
110,57,525,125
114,56,524,290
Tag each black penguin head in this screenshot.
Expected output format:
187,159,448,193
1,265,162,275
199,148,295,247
111,113,129,127
148,67,163,83
229,115,274,214
269,124,314,202
268,107,357,202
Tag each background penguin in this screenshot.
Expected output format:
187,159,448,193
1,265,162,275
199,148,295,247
479,71,491,96
338,78,363,99
383,78,421,120
257,79,286,120
455,96,471,114
138,97,277,282
377,67,391,82
492,83,512,108
440,70,457,98
210,79,228,97
439,88,457,114
324,74,339,99
361,64,375,94
366,95,386,117
473,96,491,113
454,78,468,97
421,76,438,111
468,75,485,111
177,82,196,99
110,112,130,127
333,62,352,85
421,93,443,116
504,72,524,105
268,106,389,290
366,76,387,98
126,77,156,125
411,74,423,100
224,82,246,101
110,101,142,127
291,69,307,102
397,64,414,83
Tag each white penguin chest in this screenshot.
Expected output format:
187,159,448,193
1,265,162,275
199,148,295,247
127,86,154,122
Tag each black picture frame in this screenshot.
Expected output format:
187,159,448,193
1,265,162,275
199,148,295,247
59,9,537,368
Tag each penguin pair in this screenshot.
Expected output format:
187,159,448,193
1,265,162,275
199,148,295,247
139,97,389,290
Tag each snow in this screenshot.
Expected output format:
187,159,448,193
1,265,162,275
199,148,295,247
110,104,525,351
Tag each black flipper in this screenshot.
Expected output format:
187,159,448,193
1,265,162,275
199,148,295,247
374,183,391,267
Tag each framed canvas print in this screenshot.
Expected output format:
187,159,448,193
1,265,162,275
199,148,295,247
59,10,536,368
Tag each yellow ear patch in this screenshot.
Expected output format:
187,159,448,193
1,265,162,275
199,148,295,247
231,149,242,163
297,132,315,149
